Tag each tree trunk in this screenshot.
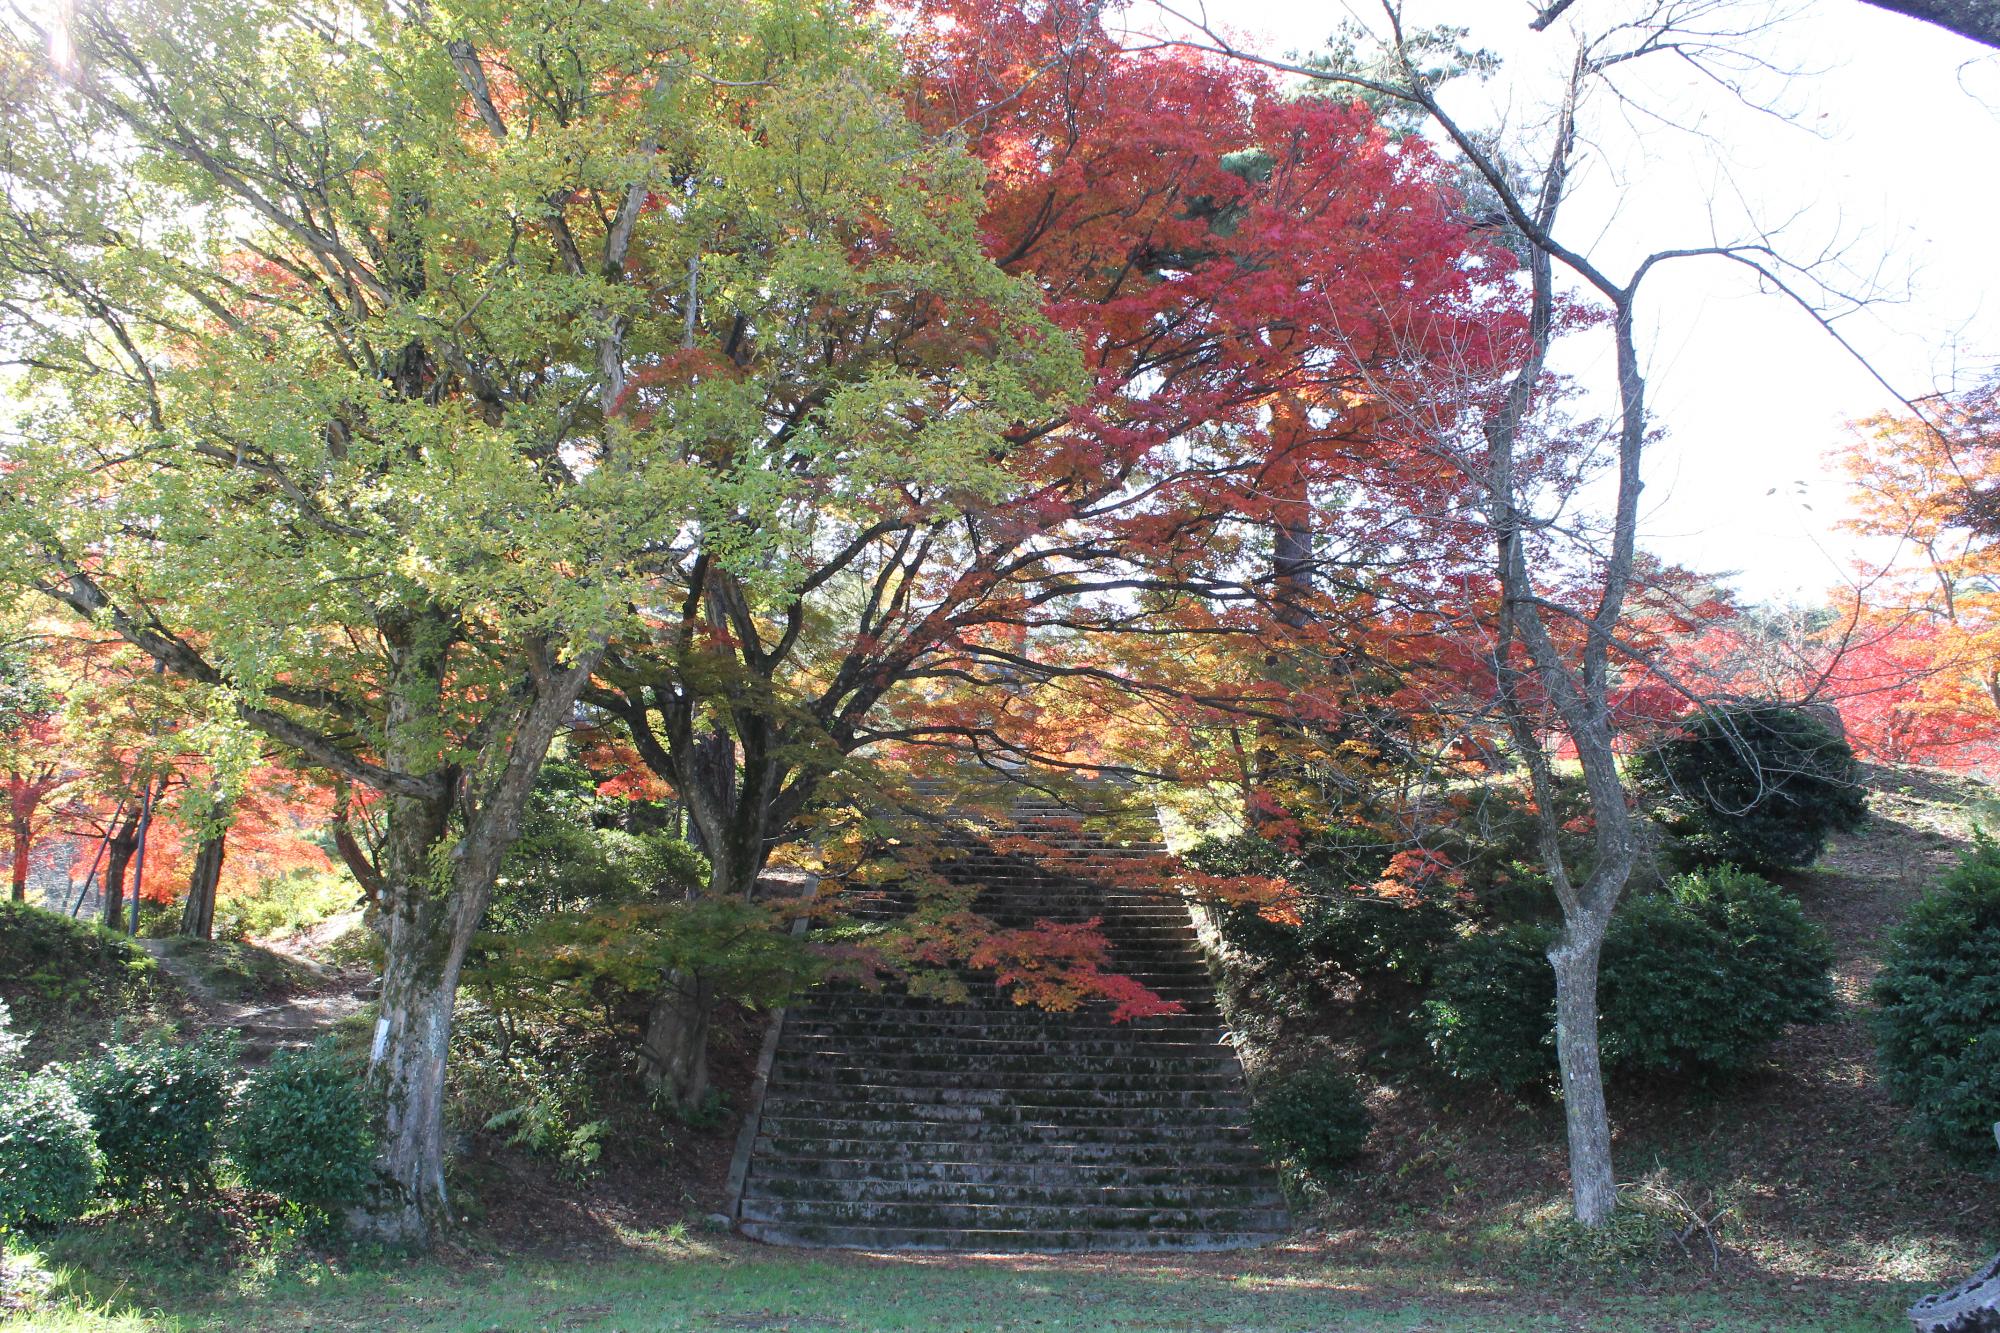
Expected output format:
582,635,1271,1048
179,823,227,940
355,886,467,1246
349,634,605,1247
9,812,28,901
1252,398,1312,831
639,969,716,1110
1910,1249,2000,1331
1549,928,1618,1227
101,821,139,932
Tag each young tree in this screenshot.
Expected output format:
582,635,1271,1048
1531,0,2000,51
1163,0,1887,1225
0,0,1066,1242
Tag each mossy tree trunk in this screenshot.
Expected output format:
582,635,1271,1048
639,969,718,1110
350,631,604,1247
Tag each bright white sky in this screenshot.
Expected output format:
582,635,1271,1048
1132,0,2000,606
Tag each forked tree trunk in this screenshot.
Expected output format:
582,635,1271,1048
179,824,227,940
1549,927,1617,1227
350,638,603,1247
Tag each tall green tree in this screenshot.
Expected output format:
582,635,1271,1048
0,0,1067,1242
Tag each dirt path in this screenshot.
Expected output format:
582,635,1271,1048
137,937,371,1062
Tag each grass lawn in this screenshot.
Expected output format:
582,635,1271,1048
3,1229,1928,1333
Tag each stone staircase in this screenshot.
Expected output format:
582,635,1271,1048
734,796,1288,1251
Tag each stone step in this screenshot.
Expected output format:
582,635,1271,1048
764,1088,1248,1120
798,986,1219,1008
756,1114,1258,1145
777,1046,1237,1072
789,995,1220,1021
773,1050,1243,1078
762,1082,1250,1112
738,1198,1290,1234
794,1002,1223,1025
754,1134,1273,1167
776,1040,1232,1064
743,1177,1285,1210
759,1108,1256,1138
783,1024,1230,1048
738,1220,1285,1251
785,1006,1227,1028
747,1157,1277,1188
776,1031,1233,1053
734,803,1283,1253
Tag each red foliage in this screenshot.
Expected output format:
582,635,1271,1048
966,916,1185,1022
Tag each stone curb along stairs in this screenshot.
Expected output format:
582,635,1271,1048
728,796,1290,1251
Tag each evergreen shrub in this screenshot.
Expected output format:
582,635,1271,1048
76,1036,233,1198
1249,1063,1371,1173
1421,867,1833,1090
0,1070,100,1230
1874,838,2000,1165
1634,701,1867,872
229,1039,377,1210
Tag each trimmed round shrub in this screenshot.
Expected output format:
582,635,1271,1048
0,1070,101,1230
77,1037,233,1198
1249,1064,1371,1173
1601,868,1833,1080
1673,865,1836,1029
1422,868,1834,1090
1420,923,1558,1093
1873,838,2000,1165
230,1039,377,1211
1633,701,1867,873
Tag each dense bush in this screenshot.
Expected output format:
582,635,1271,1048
76,1037,234,1198
1420,923,1558,1093
1634,701,1867,872
0,1070,101,1230
1873,838,2000,1165
1600,868,1834,1080
1422,867,1834,1091
1669,865,1836,1029
1249,1063,1371,1173
229,1040,377,1210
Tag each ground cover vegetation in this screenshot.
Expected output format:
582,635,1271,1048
0,0,1993,1328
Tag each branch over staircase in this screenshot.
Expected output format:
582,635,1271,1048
733,795,1287,1251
